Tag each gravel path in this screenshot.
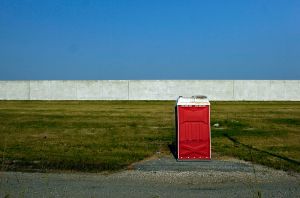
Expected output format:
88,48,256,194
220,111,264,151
1,155,299,198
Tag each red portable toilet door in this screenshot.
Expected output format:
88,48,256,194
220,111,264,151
178,106,210,160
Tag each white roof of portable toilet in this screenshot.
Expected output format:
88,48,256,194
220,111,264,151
177,95,210,106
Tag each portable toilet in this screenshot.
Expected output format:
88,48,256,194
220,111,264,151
176,96,211,160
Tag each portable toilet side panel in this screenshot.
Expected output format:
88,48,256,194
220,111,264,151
177,96,211,160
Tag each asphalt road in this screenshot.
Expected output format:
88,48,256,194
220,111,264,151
1,155,299,198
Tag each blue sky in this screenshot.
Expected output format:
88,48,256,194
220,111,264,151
0,0,299,80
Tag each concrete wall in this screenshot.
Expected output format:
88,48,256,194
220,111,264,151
0,80,299,101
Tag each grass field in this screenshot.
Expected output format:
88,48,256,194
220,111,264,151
0,101,299,172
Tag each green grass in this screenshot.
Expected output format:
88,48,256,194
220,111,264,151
0,101,299,172
210,101,300,172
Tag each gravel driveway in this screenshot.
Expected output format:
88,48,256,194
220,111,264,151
1,155,299,198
